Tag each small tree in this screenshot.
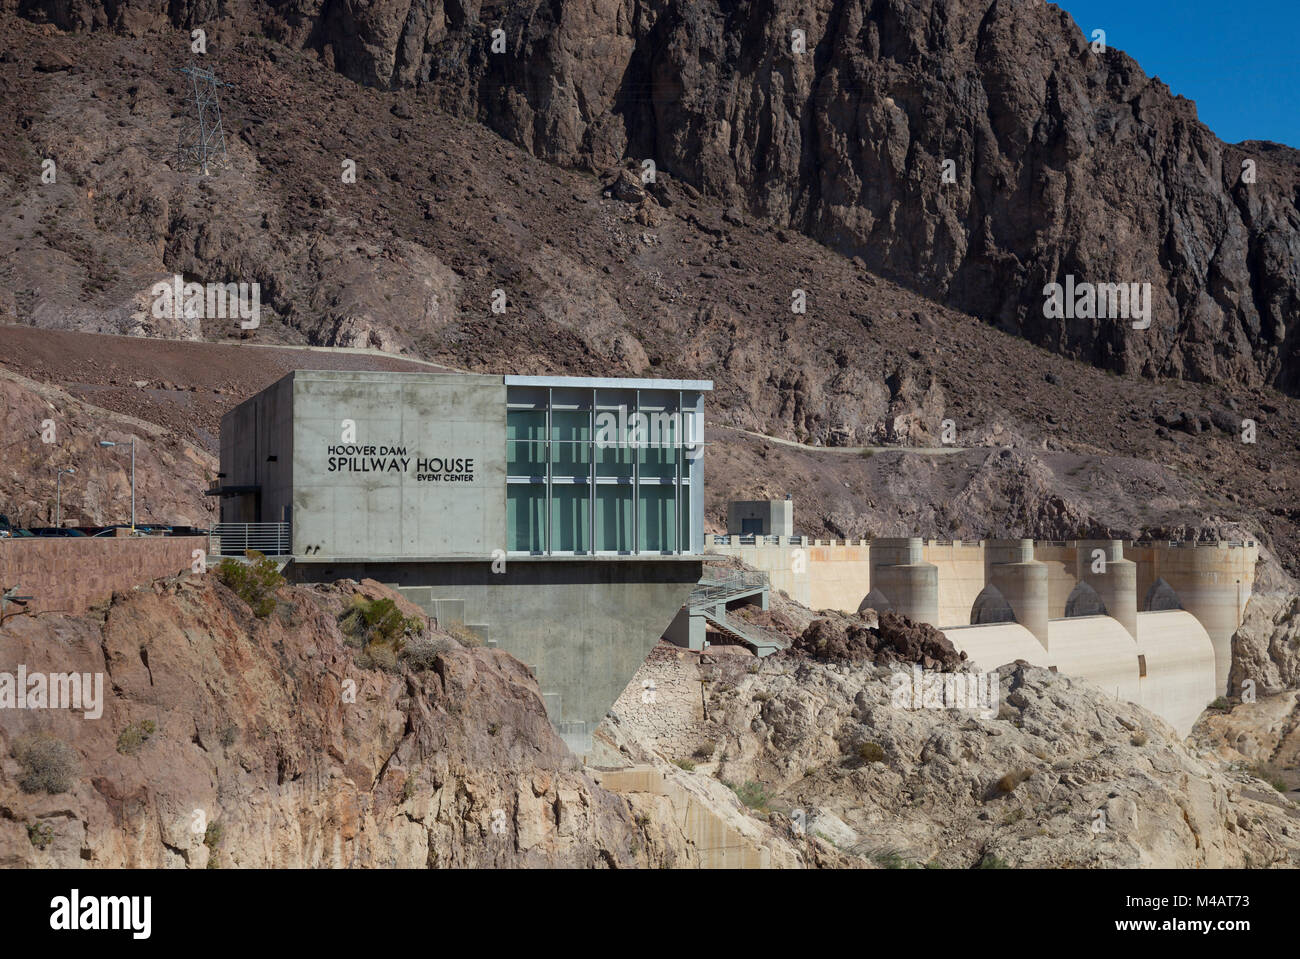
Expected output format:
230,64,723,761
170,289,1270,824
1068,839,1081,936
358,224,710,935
214,550,284,617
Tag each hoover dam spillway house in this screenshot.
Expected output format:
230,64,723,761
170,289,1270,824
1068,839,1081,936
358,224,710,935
215,370,711,753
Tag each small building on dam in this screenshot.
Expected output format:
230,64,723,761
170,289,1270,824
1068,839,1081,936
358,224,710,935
214,369,711,753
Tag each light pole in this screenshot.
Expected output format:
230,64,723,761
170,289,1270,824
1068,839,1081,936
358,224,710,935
55,467,76,528
99,438,136,530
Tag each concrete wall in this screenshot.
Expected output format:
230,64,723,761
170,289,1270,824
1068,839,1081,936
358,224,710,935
807,544,870,611
726,500,793,537
289,558,701,754
923,543,987,626
0,536,207,617
942,611,1214,737
1047,615,1142,704
1129,542,1257,695
289,371,507,559
1134,610,1218,737
220,373,294,525
942,622,1048,673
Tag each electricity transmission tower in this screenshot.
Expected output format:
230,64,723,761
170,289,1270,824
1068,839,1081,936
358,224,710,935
176,62,233,175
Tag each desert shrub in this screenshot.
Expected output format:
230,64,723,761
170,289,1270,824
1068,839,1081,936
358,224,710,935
339,597,422,645
203,822,223,849
215,550,284,617
858,741,886,763
1208,696,1231,712
340,596,424,672
447,624,484,648
976,853,1010,869
116,719,157,755
27,822,54,850
13,735,78,794
400,634,455,670
869,848,911,869
673,758,696,772
996,768,1033,794
693,740,716,760
731,780,771,813
219,724,238,748
364,641,398,672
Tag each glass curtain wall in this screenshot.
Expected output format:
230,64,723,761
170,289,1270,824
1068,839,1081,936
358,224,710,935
505,385,700,555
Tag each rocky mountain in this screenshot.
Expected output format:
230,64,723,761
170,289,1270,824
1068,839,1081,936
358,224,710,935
12,0,1298,393
3,11,1300,572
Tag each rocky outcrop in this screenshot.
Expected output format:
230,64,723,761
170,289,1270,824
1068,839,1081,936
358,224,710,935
0,368,216,528
17,0,1296,391
0,574,653,867
785,609,967,669
1230,592,1300,695
609,643,1300,867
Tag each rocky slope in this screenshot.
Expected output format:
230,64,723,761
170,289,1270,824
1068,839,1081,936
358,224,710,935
605,629,1300,868
12,0,1298,392
0,575,666,867
2,13,1299,570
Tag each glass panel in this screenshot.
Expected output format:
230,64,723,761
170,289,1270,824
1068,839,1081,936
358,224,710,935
595,485,633,552
595,444,634,478
550,410,590,479
507,410,547,476
679,483,692,553
507,441,546,475
507,409,546,441
638,445,677,479
637,485,677,552
551,484,590,552
507,485,546,552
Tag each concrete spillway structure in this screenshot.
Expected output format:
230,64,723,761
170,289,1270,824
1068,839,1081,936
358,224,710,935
1129,542,1253,697
984,539,1049,646
1075,539,1138,639
870,537,939,626
710,520,1256,736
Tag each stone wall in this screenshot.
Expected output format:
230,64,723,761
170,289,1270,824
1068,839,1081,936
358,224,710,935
0,536,206,617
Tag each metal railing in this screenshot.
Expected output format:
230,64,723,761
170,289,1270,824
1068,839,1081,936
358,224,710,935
209,523,291,557
689,568,769,607
711,534,809,546
699,607,784,655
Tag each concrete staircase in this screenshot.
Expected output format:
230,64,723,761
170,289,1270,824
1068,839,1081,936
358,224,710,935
394,586,493,646
698,607,784,656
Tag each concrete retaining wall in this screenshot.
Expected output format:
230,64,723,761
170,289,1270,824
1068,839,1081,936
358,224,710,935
289,557,701,755
0,536,206,617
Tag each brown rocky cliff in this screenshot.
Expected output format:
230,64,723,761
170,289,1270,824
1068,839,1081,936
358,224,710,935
0,574,651,867
18,0,1297,391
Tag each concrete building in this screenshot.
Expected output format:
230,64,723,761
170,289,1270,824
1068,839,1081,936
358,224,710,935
214,370,712,753
727,500,794,538
709,504,1258,736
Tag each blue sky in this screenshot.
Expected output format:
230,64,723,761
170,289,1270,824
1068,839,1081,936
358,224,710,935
1056,0,1299,147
